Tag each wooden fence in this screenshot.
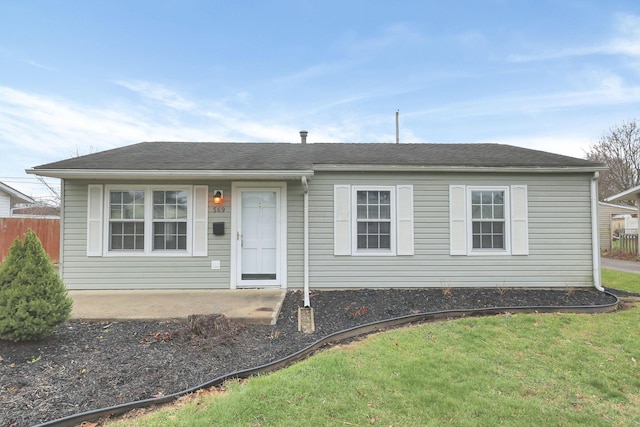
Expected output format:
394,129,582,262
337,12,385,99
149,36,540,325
619,233,638,255
0,218,60,263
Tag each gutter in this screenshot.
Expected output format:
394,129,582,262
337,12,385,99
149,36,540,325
25,168,315,180
312,164,607,174
302,176,310,307
591,172,604,292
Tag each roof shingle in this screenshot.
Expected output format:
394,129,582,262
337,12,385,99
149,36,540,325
31,141,601,171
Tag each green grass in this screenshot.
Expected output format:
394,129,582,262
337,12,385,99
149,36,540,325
110,307,640,427
602,268,640,293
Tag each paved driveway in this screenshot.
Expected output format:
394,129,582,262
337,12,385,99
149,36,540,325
601,257,640,274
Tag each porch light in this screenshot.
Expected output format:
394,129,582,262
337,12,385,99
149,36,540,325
212,190,223,204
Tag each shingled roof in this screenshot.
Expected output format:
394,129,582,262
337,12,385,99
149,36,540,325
30,141,601,174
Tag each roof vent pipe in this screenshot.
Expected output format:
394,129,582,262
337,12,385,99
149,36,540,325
300,130,308,144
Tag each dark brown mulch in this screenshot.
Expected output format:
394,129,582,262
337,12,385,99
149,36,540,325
0,288,618,427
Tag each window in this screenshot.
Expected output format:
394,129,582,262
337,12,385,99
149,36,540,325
356,190,392,250
449,185,529,256
152,190,188,250
334,185,413,256
471,190,505,250
105,186,192,255
87,185,208,257
467,186,509,254
353,187,395,254
109,190,145,251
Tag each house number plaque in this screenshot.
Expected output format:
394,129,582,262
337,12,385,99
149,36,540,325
212,207,226,213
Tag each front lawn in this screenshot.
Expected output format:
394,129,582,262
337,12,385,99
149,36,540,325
111,306,640,427
602,268,640,293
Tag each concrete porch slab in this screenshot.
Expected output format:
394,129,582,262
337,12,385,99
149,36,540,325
68,289,287,325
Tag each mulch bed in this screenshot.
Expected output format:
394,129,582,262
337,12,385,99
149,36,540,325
0,288,621,427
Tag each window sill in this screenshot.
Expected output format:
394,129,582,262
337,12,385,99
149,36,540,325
466,250,511,256
104,250,192,257
351,250,397,257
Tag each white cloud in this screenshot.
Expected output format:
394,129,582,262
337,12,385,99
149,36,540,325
25,60,57,72
0,83,315,164
608,13,640,56
407,83,640,120
114,80,197,111
272,62,352,87
508,12,640,62
0,81,374,196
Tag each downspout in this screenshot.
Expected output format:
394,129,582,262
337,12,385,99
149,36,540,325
302,176,310,307
58,178,65,278
591,172,604,292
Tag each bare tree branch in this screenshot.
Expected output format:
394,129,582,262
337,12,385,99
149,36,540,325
586,120,640,203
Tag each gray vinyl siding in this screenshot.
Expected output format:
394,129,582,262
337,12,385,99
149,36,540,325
60,171,596,290
61,180,228,289
304,171,596,289
286,180,304,288
61,180,304,290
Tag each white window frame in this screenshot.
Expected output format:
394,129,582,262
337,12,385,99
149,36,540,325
103,185,193,257
466,186,511,256
351,186,397,256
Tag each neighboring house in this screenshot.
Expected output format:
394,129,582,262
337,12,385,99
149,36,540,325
27,136,606,294
598,201,637,250
0,181,34,218
606,185,640,255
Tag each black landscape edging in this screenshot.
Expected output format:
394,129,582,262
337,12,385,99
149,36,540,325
33,293,619,427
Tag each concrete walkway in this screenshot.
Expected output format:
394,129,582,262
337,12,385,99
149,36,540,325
601,258,640,274
68,289,287,325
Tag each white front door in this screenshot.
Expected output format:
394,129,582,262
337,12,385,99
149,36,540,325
241,191,277,280
232,183,286,288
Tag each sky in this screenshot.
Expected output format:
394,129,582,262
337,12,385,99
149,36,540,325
2,0,640,201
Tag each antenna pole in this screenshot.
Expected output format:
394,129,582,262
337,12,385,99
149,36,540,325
395,110,399,144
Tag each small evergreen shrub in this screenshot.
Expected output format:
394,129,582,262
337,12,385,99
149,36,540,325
0,229,72,341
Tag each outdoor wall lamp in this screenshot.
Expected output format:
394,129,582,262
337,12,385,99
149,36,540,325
212,190,223,204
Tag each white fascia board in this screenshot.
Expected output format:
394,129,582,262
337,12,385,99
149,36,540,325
26,169,314,180
312,164,606,174
605,185,640,203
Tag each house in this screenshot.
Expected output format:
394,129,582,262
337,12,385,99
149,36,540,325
27,135,606,300
0,181,34,218
605,185,640,255
598,201,637,250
